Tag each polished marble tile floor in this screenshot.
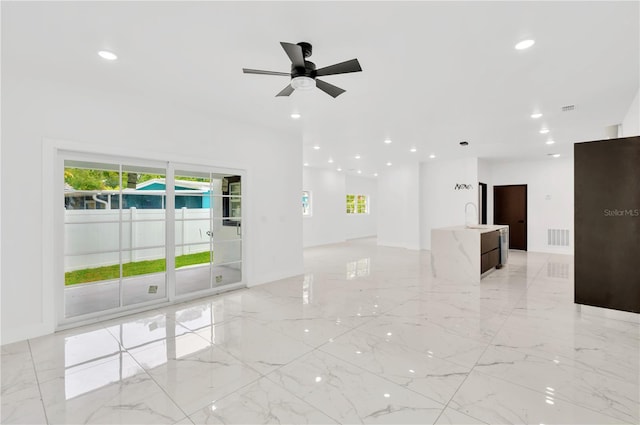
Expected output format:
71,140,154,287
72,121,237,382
2,238,639,424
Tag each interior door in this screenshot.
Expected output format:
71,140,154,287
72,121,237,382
494,184,527,250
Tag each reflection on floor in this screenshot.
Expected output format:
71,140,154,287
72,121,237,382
2,238,639,424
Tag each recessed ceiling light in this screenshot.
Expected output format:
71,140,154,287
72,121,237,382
290,113,301,119
313,145,320,150
539,128,550,134
303,162,309,166
531,113,543,119
357,170,362,174
384,139,392,144
429,154,436,159
374,173,378,177
98,50,118,60
515,39,535,50
410,148,417,153
386,162,392,166
328,158,334,163
552,153,560,158
545,140,555,145
337,167,342,171
355,154,361,159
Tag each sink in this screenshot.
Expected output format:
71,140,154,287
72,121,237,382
466,224,492,229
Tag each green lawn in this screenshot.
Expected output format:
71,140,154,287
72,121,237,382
65,251,212,285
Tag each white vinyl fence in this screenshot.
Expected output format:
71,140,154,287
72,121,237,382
65,207,241,272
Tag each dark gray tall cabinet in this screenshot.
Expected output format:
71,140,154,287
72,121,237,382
574,136,640,314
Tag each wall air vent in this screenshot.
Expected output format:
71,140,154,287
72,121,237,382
547,229,570,246
561,105,576,112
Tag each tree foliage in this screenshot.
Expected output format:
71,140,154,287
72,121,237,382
64,167,208,190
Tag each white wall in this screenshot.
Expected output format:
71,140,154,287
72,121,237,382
378,163,420,249
1,75,303,344
302,169,377,247
345,175,377,240
488,158,574,254
420,158,479,250
622,89,639,137
302,167,346,247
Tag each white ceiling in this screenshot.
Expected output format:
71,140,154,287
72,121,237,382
3,1,639,176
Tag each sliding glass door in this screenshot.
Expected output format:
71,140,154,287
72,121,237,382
174,169,242,296
61,155,244,324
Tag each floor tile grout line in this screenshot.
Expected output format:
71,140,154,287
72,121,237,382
180,373,264,419
260,342,445,425
26,339,50,425
116,341,193,423
118,315,274,421
4,245,634,425
314,338,452,409
431,263,542,424
260,360,344,425
351,315,493,370
467,368,637,425
433,259,636,425
128,329,267,421
488,262,633,424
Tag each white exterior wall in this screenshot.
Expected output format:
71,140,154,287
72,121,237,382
1,75,302,344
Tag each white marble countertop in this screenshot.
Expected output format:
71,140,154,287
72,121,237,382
431,224,508,283
434,224,508,234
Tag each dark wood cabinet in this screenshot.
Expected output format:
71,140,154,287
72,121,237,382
575,136,640,314
481,230,500,273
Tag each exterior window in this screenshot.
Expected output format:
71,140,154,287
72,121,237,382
346,194,368,214
302,191,311,216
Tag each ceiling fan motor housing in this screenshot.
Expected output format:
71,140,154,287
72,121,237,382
298,42,312,58
292,61,316,79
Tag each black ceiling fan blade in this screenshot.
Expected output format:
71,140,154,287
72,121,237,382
243,68,290,76
280,42,305,68
315,79,346,98
315,59,362,76
276,84,295,97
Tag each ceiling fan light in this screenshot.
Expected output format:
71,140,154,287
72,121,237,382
291,76,316,91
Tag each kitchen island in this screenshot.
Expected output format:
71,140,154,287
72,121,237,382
431,225,508,283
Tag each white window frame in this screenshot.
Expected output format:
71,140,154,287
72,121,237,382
43,138,248,331
346,193,369,215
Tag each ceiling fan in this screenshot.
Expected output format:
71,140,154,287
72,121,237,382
242,42,362,98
